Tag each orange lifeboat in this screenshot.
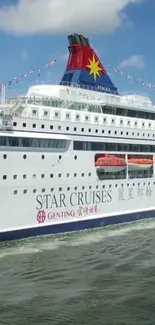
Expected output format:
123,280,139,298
128,158,153,171
95,154,126,173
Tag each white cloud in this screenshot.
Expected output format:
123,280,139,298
119,55,145,69
20,49,28,60
0,0,146,36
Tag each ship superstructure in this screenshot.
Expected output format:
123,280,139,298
0,34,155,241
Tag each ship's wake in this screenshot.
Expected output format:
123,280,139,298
0,218,155,258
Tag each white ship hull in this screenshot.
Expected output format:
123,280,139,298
0,141,154,241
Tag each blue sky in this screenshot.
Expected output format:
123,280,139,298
0,0,155,99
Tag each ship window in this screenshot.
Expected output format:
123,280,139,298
42,188,45,193
74,127,77,131
81,128,84,132
58,174,61,177
66,113,70,119
3,175,7,180
33,189,37,193
41,155,45,159
59,188,62,191
33,124,36,128
23,123,26,127
95,129,98,133
23,154,27,159
88,129,91,132
13,175,17,179
73,140,154,152
14,190,18,195
41,174,45,178
66,173,69,177
13,122,17,126
8,137,19,146
23,174,26,179
3,154,7,159
102,130,104,133
23,190,27,194
44,111,48,116
50,174,53,178
32,110,37,115
33,174,36,178
81,173,84,177
74,173,77,177
67,187,70,191
50,125,53,129
0,136,65,151
41,124,45,129
55,112,59,118
66,127,69,131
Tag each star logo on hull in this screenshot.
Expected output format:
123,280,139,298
86,55,103,81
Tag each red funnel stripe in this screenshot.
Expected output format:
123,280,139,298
66,44,107,76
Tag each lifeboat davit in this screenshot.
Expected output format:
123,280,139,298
128,158,153,171
95,154,126,173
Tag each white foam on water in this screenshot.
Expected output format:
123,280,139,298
0,218,155,258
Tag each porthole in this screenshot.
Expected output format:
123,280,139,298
82,186,85,190
58,174,61,178
23,154,27,159
41,124,45,129
41,174,45,178
74,173,77,177
95,129,98,133
3,175,7,180
33,124,36,128
74,127,77,131
41,155,45,159
66,127,69,131
23,123,26,127
59,155,62,160
67,187,70,191
33,189,37,193
74,186,77,190
51,188,54,192
3,154,7,159
59,187,62,191
42,188,45,193
58,126,61,130
23,174,26,179
13,175,17,179
13,122,17,126
74,155,77,160
88,129,91,132
81,173,84,177
50,125,53,130
23,189,27,194
14,190,18,195
50,174,53,178
81,128,84,132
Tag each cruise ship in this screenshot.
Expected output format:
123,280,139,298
0,33,155,241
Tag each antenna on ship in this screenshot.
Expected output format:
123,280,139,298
60,33,118,95
1,83,5,105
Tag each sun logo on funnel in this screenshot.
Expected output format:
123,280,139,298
86,55,103,81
